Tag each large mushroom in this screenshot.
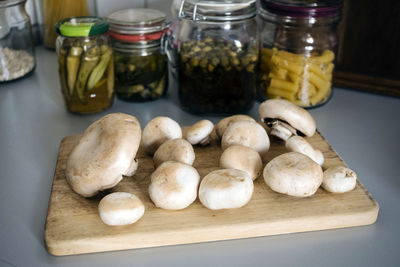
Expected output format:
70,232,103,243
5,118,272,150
221,120,270,156
142,116,182,155
263,152,323,197
259,99,323,165
215,115,255,139
66,113,142,197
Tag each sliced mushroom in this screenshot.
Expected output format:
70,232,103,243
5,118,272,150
263,152,323,197
153,138,195,168
98,192,145,226
221,120,270,156
186,119,214,145
259,99,316,141
66,113,141,197
199,169,254,210
149,161,200,210
142,116,182,155
322,166,357,193
286,136,324,166
215,115,255,139
220,145,262,180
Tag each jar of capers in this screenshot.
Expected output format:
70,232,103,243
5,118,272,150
176,0,259,115
108,9,168,102
55,17,114,114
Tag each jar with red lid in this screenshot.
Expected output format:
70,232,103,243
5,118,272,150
258,0,343,108
108,9,168,101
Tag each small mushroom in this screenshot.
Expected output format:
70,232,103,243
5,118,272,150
98,192,145,226
149,161,200,210
153,138,195,168
221,120,270,156
215,115,255,139
66,113,142,197
219,145,262,180
263,152,323,197
259,99,316,141
285,136,324,166
322,166,357,193
186,119,214,145
142,116,182,155
199,169,254,210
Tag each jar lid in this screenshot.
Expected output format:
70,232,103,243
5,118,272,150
179,0,257,21
260,0,343,18
107,8,166,39
56,17,109,37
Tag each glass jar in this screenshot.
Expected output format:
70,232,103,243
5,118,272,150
55,17,114,114
258,0,343,108
176,0,259,115
0,0,35,83
108,9,168,102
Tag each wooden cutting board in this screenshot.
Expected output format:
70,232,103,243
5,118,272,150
44,130,379,256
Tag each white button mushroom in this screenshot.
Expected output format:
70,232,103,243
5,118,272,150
219,145,262,180
186,119,214,145
322,166,357,193
221,120,270,156
98,192,145,226
199,169,254,210
285,136,324,166
149,161,200,210
215,114,255,139
142,116,183,155
153,138,195,168
66,113,142,197
263,152,323,197
259,99,316,140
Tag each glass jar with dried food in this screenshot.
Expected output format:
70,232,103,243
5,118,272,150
176,0,259,115
0,0,35,83
258,0,343,107
55,17,114,114
108,9,168,102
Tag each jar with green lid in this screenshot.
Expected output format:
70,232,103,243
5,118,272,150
258,0,343,108
55,16,114,114
176,0,259,115
108,9,168,102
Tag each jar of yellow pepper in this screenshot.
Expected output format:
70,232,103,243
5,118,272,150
258,0,343,107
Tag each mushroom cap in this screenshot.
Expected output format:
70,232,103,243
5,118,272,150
219,145,262,180
66,113,142,197
216,115,255,138
186,120,214,145
199,169,254,210
322,166,357,193
285,136,324,166
263,152,323,197
153,138,195,168
149,161,200,210
259,99,316,137
98,192,145,226
221,120,270,156
142,116,182,155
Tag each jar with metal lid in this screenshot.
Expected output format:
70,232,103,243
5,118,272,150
0,0,35,83
176,0,259,115
258,0,343,108
108,9,168,102
55,16,114,114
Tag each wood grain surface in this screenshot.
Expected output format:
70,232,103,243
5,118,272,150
45,130,379,256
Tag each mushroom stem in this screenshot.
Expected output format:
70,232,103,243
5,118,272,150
268,120,297,141
199,135,211,145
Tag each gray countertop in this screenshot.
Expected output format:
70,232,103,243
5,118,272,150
1,47,399,267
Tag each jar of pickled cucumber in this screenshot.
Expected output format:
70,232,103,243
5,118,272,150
55,17,114,114
108,9,168,102
258,0,343,108
176,0,259,115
